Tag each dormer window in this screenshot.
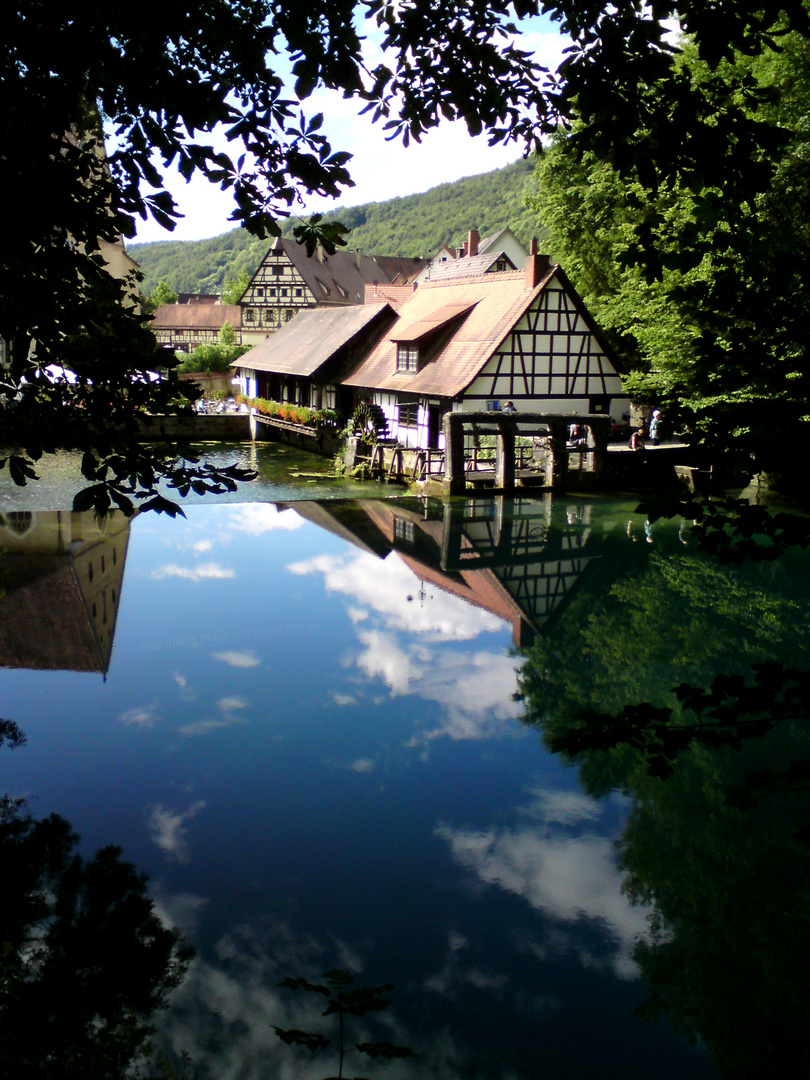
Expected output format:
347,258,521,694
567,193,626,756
397,343,419,371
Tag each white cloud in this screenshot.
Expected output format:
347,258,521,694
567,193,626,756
150,562,235,582
212,650,261,668
147,800,207,864
192,540,213,553
119,704,159,729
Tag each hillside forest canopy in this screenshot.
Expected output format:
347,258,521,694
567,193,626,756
2,0,809,511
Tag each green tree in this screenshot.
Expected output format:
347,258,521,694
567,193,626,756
530,25,810,481
143,280,179,315
218,320,236,346
221,271,252,306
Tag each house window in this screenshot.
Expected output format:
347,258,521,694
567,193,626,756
393,517,415,544
272,266,283,276
398,402,418,426
244,309,255,324
397,343,419,371
284,309,294,322
294,287,303,298
268,309,278,324
281,288,289,297
269,288,277,298
255,287,264,298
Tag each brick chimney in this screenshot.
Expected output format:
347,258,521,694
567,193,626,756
468,228,479,257
525,238,552,289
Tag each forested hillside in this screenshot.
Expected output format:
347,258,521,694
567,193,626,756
128,158,541,295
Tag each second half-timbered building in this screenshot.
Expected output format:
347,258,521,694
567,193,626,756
341,245,628,449
239,238,398,346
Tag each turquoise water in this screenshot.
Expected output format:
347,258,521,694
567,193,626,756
2,459,808,1078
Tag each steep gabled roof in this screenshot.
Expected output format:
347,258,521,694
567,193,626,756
343,266,557,398
427,250,516,282
235,302,394,377
371,255,429,283
260,239,391,305
478,227,521,254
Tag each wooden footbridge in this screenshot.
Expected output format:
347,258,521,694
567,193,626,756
351,412,613,493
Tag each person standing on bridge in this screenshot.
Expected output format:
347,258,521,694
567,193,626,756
502,401,518,415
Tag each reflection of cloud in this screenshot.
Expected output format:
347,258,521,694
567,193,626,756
173,672,197,702
289,551,503,641
435,819,651,980
424,931,508,999
212,650,260,668
218,695,249,714
178,697,250,737
290,542,524,747
119,705,159,729
407,651,524,743
356,630,422,694
520,788,602,827
227,504,303,535
153,889,209,937
147,801,206,864
151,562,236,582
332,692,356,706
155,917,474,1080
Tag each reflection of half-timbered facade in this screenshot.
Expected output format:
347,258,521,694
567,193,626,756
0,509,131,674
240,239,396,346
298,494,600,648
342,245,627,449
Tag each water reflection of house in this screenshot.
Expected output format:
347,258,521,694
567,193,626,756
290,496,599,647
0,510,130,675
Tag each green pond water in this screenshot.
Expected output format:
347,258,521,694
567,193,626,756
1,445,808,1079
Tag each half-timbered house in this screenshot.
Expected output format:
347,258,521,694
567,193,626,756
341,245,628,449
239,238,397,346
150,301,242,352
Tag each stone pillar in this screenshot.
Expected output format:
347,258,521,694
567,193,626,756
443,413,466,495
546,419,569,489
495,418,516,489
440,501,465,570
587,415,611,479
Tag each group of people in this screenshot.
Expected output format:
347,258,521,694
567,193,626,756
629,408,662,450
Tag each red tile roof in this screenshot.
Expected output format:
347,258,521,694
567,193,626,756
343,266,557,398
150,303,242,330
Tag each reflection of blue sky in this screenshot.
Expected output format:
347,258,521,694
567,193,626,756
0,502,715,1079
